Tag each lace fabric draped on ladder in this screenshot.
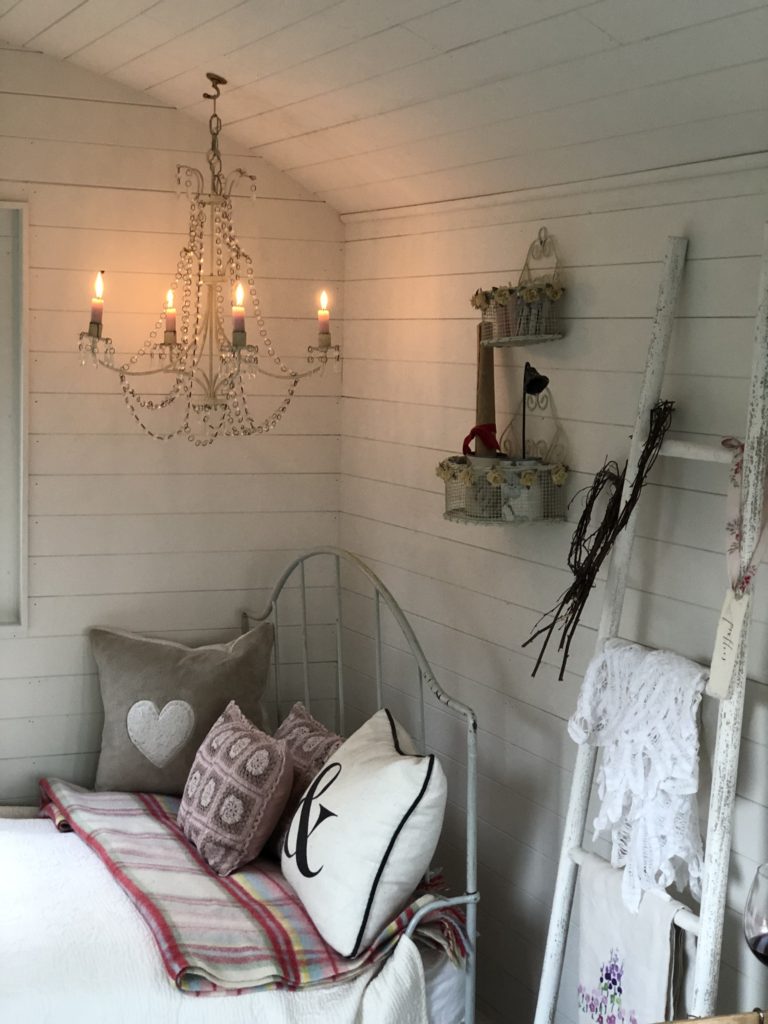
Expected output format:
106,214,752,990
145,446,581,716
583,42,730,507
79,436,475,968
568,639,707,912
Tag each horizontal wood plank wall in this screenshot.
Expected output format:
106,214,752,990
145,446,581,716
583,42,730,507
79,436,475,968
0,48,343,804
340,159,768,1021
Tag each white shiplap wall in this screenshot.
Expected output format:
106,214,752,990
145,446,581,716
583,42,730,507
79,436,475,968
0,47,344,803
2,16,768,1024
340,157,768,1021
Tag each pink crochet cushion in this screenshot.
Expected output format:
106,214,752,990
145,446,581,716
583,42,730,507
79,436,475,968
267,702,342,857
178,701,293,876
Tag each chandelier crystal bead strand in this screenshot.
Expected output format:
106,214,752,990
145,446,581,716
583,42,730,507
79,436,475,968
78,72,339,445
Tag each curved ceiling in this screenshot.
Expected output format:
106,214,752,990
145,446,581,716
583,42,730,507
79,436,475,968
1,0,767,215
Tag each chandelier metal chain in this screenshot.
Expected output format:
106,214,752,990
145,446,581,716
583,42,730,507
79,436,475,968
78,72,339,445
203,71,226,196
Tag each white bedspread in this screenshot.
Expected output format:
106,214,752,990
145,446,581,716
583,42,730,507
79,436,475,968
0,819,453,1024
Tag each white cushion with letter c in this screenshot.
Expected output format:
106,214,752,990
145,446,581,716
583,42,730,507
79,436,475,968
280,708,447,957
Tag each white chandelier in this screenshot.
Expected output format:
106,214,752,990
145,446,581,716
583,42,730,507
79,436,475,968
78,72,339,445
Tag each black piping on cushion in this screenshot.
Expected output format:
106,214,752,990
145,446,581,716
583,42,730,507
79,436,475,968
349,709,435,957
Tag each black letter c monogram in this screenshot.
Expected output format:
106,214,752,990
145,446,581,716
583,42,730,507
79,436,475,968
284,761,341,877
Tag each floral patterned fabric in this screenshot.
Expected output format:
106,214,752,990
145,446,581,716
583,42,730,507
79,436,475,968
723,436,768,595
578,951,638,1024
577,855,685,1024
178,701,293,876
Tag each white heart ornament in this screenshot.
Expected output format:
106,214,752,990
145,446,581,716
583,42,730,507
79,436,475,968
126,699,195,768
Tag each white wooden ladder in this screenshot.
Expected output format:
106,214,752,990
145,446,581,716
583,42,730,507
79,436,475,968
534,224,768,1024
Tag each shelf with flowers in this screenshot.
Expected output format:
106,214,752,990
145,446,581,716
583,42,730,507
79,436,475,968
437,453,568,525
437,226,569,526
472,226,565,347
436,356,569,526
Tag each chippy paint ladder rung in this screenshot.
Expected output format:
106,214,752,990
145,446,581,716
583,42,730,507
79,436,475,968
660,439,732,464
569,848,700,935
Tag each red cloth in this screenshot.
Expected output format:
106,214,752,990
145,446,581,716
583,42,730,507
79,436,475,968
462,423,500,455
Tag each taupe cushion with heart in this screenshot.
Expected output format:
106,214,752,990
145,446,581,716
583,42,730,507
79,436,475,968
91,624,273,795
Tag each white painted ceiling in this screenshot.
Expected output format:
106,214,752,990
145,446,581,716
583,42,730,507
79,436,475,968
1,0,767,214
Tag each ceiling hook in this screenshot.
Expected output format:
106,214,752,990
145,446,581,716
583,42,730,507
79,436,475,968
203,72,227,102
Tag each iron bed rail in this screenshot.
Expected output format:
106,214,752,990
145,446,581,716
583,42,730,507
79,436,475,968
241,546,479,1024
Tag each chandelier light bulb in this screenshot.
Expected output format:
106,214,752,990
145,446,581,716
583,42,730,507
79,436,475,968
234,282,245,307
320,290,328,310
94,271,104,299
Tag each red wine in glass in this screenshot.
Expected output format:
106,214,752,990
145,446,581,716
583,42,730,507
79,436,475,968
744,863,768,966
748,933,768,967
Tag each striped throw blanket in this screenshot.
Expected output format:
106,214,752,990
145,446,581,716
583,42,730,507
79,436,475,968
39,777,464,996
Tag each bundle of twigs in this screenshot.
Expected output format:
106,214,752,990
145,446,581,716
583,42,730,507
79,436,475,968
523,400,675,680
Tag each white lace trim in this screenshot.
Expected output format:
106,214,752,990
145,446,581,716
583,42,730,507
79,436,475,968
568,638,707,912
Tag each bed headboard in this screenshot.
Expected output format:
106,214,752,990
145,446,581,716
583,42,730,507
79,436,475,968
242,547,474,741
241,546,479,1023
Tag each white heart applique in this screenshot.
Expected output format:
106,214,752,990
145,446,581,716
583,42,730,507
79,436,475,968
126,700,195,768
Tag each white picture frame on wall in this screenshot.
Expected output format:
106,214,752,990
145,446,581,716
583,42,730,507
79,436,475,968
0,200,28,633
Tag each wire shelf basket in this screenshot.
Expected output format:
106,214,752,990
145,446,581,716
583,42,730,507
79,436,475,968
478,292,563,346
472,227,565,347
436,456,568,525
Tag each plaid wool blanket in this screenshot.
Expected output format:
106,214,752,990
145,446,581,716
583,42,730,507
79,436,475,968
39,777,464,996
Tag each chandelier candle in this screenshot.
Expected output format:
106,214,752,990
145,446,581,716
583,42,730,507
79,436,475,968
232,282,246,351
164,290,176,341
89,271,104,337
317,290,331,349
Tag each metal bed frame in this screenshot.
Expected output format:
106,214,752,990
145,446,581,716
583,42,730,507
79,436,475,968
241,546,479,1024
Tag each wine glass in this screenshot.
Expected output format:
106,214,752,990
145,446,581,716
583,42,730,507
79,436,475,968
744,863,768,965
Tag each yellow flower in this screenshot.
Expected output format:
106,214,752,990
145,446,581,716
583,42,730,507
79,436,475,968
458,467,474,486
486,468,504,486
551,464,568,486
520,470,537,489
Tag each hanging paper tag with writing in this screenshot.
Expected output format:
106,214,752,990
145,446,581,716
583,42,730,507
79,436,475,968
707,588,750,699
